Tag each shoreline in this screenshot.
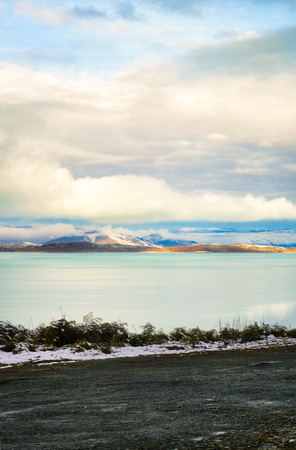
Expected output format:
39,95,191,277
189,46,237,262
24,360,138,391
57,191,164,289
1,242,296,253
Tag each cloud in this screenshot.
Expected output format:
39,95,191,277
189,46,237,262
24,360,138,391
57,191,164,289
207,133,232,141
116,2,142,21
71,6,106,20
13,0,142,25
146,0,202,15
214,29,241,40
232,168,269,175
71,3,142,23
187,27,296,75
285,164,296,171
248,0,296,6
214,29,260,42
13,0,68,26
258,138,280,148
0,150,296,222
0,223,83,243
0,61,295,201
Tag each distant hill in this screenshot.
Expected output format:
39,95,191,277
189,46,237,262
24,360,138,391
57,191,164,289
150,244,296,253
40,242,148,252
0,242,42,251
0,242,295,253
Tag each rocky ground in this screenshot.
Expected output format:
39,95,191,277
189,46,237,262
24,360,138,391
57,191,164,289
1,346,296,449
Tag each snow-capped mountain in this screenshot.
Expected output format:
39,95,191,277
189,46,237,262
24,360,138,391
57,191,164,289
43,230,198,248
44,232,161,247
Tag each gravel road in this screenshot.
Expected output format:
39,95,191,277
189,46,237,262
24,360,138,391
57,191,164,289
1,346,296,449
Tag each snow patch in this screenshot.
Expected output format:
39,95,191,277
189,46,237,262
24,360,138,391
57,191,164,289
1,337,296,367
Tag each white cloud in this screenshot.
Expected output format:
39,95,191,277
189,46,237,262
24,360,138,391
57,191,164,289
258,138,280,148
215,29,260,42
0,223,83,243
232,168,269,175
2,62,296,144
0,152,296,222
284,164,296,171
0,61,295,215
12,0,141,28
207,133,232,141
13,0,68,26
0,61,295,164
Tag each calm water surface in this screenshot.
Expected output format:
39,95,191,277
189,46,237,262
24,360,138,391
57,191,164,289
0,252,295,331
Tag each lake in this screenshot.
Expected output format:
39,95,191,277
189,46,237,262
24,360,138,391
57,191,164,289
0,252,295,332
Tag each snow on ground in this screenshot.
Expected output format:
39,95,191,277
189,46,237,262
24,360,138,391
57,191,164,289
1,336,296,368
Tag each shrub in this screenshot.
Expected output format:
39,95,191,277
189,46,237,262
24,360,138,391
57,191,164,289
128,322,168,346
287,328,296,338
219,326,241,342
2,316,296,354
83,320,129,346
81,317,103,343
260,322,272,337
169,327,190,342
110,322,129,346
35,318,83,348
188,327,203,345
200,328,219,343
141,323,168,345
241,322,262,343
270,323,288,337
0,321,34,352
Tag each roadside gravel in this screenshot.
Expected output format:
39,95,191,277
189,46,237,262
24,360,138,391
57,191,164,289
1,346,296,449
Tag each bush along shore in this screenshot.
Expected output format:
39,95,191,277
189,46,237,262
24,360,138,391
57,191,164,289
1,316,296,365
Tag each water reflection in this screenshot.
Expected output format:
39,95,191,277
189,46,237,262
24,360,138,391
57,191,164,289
244,302,294,324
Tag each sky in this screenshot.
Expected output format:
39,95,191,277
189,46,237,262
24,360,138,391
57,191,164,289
0,0,296,241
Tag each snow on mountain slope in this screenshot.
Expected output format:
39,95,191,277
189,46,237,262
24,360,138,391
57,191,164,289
94,234,161,247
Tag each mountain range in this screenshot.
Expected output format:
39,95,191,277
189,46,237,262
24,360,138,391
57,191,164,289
1,225,296,248
0,228,296,252
0,237,295,253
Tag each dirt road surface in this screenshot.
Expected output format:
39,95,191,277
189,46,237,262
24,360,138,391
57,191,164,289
1,346,296,449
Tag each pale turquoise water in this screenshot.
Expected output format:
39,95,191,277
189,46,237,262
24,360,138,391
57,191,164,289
0,252,295,332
